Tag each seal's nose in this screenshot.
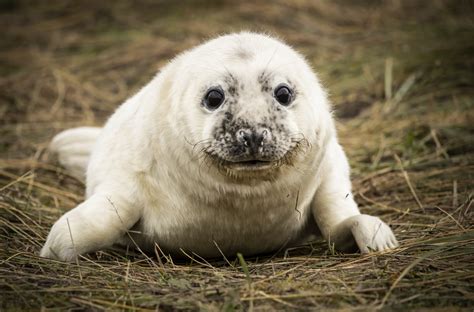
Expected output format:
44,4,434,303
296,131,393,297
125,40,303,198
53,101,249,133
237,128,271,154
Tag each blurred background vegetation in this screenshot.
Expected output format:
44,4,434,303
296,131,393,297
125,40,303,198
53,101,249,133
1,0,473,310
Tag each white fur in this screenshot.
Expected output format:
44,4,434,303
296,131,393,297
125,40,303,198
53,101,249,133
49,127,101,181
41,32,398,261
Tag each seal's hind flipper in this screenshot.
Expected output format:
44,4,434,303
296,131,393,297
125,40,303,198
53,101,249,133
49,127,101,181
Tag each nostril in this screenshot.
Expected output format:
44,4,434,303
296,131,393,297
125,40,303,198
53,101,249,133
259,128,271,144
259,131,266,147
237,129,251,147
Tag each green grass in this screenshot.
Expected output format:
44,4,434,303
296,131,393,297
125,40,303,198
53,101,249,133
1,0,473,310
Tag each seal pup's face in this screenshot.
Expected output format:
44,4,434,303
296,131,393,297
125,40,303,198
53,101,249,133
164,33,330,179
200,73,306,173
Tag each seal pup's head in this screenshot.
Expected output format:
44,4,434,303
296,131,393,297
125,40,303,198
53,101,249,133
156,32,333,180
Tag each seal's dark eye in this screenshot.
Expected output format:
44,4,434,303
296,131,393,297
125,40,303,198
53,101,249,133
203,87,225,110
274,84,293,106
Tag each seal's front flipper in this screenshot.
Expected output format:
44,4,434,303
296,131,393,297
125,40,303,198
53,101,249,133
49,127,102,181
40,193,140,261
329,214,398,253
311,138,398,254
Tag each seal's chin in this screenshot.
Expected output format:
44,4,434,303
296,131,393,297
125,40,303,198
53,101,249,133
223,159,276,171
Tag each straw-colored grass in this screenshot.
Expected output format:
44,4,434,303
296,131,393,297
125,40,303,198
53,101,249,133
1,1,473,310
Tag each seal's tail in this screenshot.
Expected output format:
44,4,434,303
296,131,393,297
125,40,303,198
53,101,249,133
49,127,102,181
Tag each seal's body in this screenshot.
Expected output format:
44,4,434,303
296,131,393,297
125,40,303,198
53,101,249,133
41,33,398,261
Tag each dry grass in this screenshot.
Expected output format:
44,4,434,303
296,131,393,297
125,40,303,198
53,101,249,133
1,0,473,310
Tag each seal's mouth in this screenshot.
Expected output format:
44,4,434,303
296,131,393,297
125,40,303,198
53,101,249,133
203,139,310,174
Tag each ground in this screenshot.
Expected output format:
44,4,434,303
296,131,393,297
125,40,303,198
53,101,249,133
1,0,473,310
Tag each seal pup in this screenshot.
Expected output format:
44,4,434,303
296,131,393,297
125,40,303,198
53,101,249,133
41,32,398,261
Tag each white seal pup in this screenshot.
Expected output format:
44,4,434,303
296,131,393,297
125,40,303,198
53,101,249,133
41,32,398,261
